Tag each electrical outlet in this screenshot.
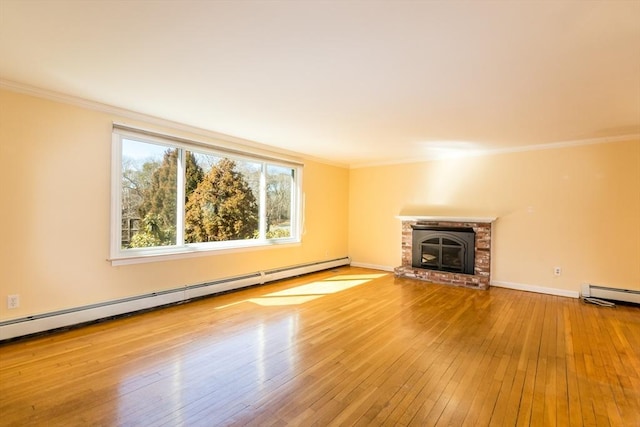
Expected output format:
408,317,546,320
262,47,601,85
7,294,20,309
554,267,562,276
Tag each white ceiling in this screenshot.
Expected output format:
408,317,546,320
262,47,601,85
1,1,639,167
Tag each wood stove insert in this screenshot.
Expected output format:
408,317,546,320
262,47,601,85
411,226,475,274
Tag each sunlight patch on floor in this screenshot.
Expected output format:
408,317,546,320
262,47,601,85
323,274,388,281
216,273,388,308
247,295,323,306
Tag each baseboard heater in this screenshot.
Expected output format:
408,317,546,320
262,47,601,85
0,257,350,341
581,284,640,305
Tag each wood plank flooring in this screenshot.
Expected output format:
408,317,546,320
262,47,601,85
1,266,639,426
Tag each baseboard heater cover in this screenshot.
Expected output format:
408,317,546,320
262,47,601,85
0,257,350,341
581,284,640,305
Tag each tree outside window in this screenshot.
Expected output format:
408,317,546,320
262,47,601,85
118,136,299,254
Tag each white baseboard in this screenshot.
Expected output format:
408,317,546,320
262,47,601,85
349,261,394,272
352,265,581,299
0,257,351,341
491,280,580,299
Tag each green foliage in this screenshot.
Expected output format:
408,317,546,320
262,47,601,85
132,149,178,246
129,149,204,248
128,213,174,247
124,148,284,248
184,151,204,198
266,227,291,239
185,158,259,242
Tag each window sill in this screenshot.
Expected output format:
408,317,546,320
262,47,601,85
109,239,301,266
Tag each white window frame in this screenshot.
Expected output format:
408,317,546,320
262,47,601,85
110,124,303,266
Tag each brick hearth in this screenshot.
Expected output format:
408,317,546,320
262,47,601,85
394,217,494,290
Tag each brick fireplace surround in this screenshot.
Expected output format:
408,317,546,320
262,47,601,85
394,216,495,290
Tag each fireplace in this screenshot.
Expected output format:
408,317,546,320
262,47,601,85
394,216,494,290
411,226,475,274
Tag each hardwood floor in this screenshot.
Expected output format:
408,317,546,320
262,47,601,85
1,266,639,426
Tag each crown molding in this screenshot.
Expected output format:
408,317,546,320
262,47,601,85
2,79,635,171
349,134,640,169
0,79,350,169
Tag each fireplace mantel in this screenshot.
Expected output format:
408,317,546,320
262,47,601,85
396,215,497,223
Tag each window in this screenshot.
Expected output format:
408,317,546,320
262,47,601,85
111,125,302,264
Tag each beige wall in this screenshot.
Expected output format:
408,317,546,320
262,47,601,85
349,139,640,293
0,89,349,320
2,87,637,322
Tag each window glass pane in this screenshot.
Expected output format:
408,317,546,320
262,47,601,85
121,139,177,248
184,152,260,242
113,127,302,263
266,165,293,239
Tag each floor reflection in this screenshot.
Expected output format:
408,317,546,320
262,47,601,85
115,272,387,423
116,314,299,423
